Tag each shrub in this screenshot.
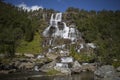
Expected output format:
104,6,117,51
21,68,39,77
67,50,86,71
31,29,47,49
47,69,60,75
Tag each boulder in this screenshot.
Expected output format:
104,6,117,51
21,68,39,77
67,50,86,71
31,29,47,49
37,55,45,59
117,66,120,72
54,63,71,75
15,53,22,56
94,65,117,80
61,57,73,63
81,63,96,72
46,53,59,60
8,69,16,73
18,62,34,70
34,65,39,71
0,70,9,74
40,60,56,72
24,53,34,58
71,61,82,73
59,50,69,56
0,54,5,58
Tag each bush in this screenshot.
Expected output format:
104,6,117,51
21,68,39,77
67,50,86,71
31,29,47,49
47,69,60,75
73,52,96,63
112,60,120,68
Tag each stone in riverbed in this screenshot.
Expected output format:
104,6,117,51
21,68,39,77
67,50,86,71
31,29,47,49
40,60,56,72
71,61,82,73
18,62,34,70
54,63,71,75
46,53,59,60
117,66,120,72
94,65,119,80
81,63,96,72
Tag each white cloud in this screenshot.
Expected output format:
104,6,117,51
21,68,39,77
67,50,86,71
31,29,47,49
17,3,43,11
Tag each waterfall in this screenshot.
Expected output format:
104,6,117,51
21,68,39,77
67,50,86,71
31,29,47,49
50,13,62,26
62,22,69,38
43,13,80,42
55,13,62,22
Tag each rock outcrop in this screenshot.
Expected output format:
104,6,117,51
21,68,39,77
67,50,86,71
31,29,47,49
94,65,120,80
40,60,56,72
71,61,82,73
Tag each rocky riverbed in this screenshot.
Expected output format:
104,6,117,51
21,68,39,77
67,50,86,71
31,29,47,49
0,53,120,80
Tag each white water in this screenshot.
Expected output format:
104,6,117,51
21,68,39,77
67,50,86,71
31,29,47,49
61,57,73,63
43,13,79,41
87,43,96,49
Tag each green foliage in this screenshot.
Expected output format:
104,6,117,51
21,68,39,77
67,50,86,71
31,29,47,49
16,32,42,54
0,0,120,67
0,1,53,56
112,61,120,68
0,1,42,56
70,45,96,63
67,8,120,65
47,69,60,75
73,53,95,63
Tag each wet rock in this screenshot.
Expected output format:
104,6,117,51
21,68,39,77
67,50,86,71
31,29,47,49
117,66,120,72
54,63,71,75
40,60,56,72
8,69,16,73
59,50,69,57
37,55,45,59
0,69,16,74
71,61,82,73
46,53,59,60
24,53,34,58
18,62,34,70
0,63,17,70
34,65,39,71
0,70,9,74
15,53,22,56
81,63,96,72
61,57,73,63
0,54,5,58
94,65,117,80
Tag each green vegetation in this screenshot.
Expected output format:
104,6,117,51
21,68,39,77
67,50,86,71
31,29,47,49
0,1,47,56
16,32,42,54
0,1,34,57
72,53,96,63
47,69,60,75
0,1,120,67
70,45,96,63
66,7,120,66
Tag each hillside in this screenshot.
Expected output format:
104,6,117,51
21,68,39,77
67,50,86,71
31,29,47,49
0,1,120,66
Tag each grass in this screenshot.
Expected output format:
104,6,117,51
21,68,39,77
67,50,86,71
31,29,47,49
16,32,43,54
70,51,96,63
47,69,60,75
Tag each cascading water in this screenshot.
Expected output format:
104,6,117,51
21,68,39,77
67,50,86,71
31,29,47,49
37,13,96,74
43,13,79,41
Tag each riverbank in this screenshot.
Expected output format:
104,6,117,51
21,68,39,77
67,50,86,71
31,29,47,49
0,71,94,80
0,55,120,80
